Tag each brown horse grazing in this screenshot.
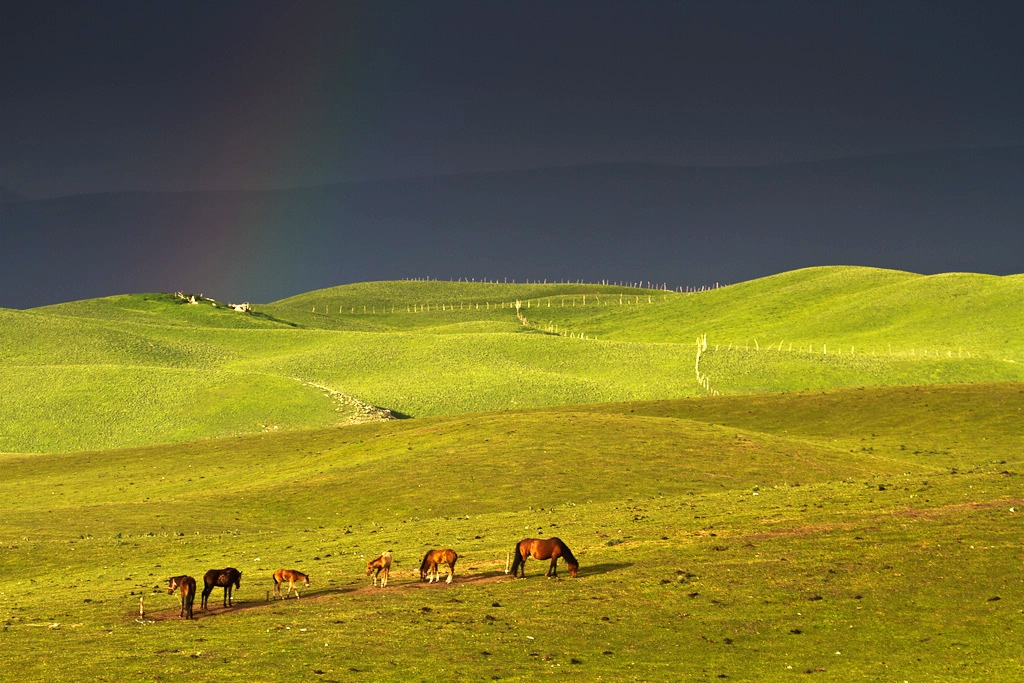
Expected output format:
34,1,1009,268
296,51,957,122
272,568,310,599
167,575,196,619
366,551,392,588
201,567,242,610
419,548,458,584
508,538,579,578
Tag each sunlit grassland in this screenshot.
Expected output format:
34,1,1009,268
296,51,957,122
3,267,1023,454
239,331,698,418
0,365,343,453
472,268,1024,355
697,346,1024,393
2,384,1022,681
34,293,293,330
270,268,1024,354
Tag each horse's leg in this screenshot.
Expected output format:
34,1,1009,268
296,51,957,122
547,557,557,577
382,567,388,588
446,563,453,584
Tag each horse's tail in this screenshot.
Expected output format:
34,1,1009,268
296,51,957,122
509,542,524,576
449,551,458,571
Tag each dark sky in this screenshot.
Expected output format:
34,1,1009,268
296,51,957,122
3,0,1023,197
1,1,1023,307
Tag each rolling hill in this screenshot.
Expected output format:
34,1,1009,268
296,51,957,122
2,267,1022,680
2,266,1022,453
1,383,1021,680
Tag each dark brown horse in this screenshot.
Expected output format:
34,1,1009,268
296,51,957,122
366,551,392,588
167,575,196,619
201,567,241,610
508,538,579,578
419,548,458,584
272,568,310,599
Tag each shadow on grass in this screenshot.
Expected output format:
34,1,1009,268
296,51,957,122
144,586,361,621
578,562,633,577
507,562,632,579
143,564,629,621
262,585,360,602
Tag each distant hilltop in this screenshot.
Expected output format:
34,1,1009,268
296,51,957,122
0,184,23,203
2,147,1023,309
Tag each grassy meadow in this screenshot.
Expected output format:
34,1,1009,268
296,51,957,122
2,384,1022,681
3,267,1023,454
2,266,1023,681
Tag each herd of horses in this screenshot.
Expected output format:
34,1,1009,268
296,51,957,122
165,537,578,620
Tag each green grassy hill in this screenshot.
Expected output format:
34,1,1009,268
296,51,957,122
265,268,1024,355
2,383,1021,681
4,267,1022,680
3,267,1023,453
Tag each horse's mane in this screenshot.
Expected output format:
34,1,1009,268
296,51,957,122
555,538,578,566
419,549,433,572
